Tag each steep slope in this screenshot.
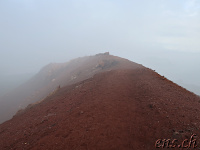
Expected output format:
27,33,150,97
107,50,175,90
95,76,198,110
0,53,143,124
0,68,200,149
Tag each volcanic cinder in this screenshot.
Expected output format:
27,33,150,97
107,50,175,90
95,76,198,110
0,53,200,150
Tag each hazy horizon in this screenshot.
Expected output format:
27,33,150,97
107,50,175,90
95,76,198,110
0,0,200,95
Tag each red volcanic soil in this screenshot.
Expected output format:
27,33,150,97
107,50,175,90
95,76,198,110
0,67,200,149
0,53,142,124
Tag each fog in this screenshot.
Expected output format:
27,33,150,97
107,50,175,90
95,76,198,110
0,0,200,95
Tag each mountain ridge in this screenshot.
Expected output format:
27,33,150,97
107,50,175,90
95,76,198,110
0,66,200,149
0,53,143,124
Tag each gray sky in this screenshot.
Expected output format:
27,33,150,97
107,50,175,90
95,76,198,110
0,0,200,87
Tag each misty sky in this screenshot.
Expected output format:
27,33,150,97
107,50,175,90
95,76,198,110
0,0,200,89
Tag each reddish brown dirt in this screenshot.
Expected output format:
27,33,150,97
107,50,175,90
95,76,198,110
0,68,200,150
0,53,142,124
